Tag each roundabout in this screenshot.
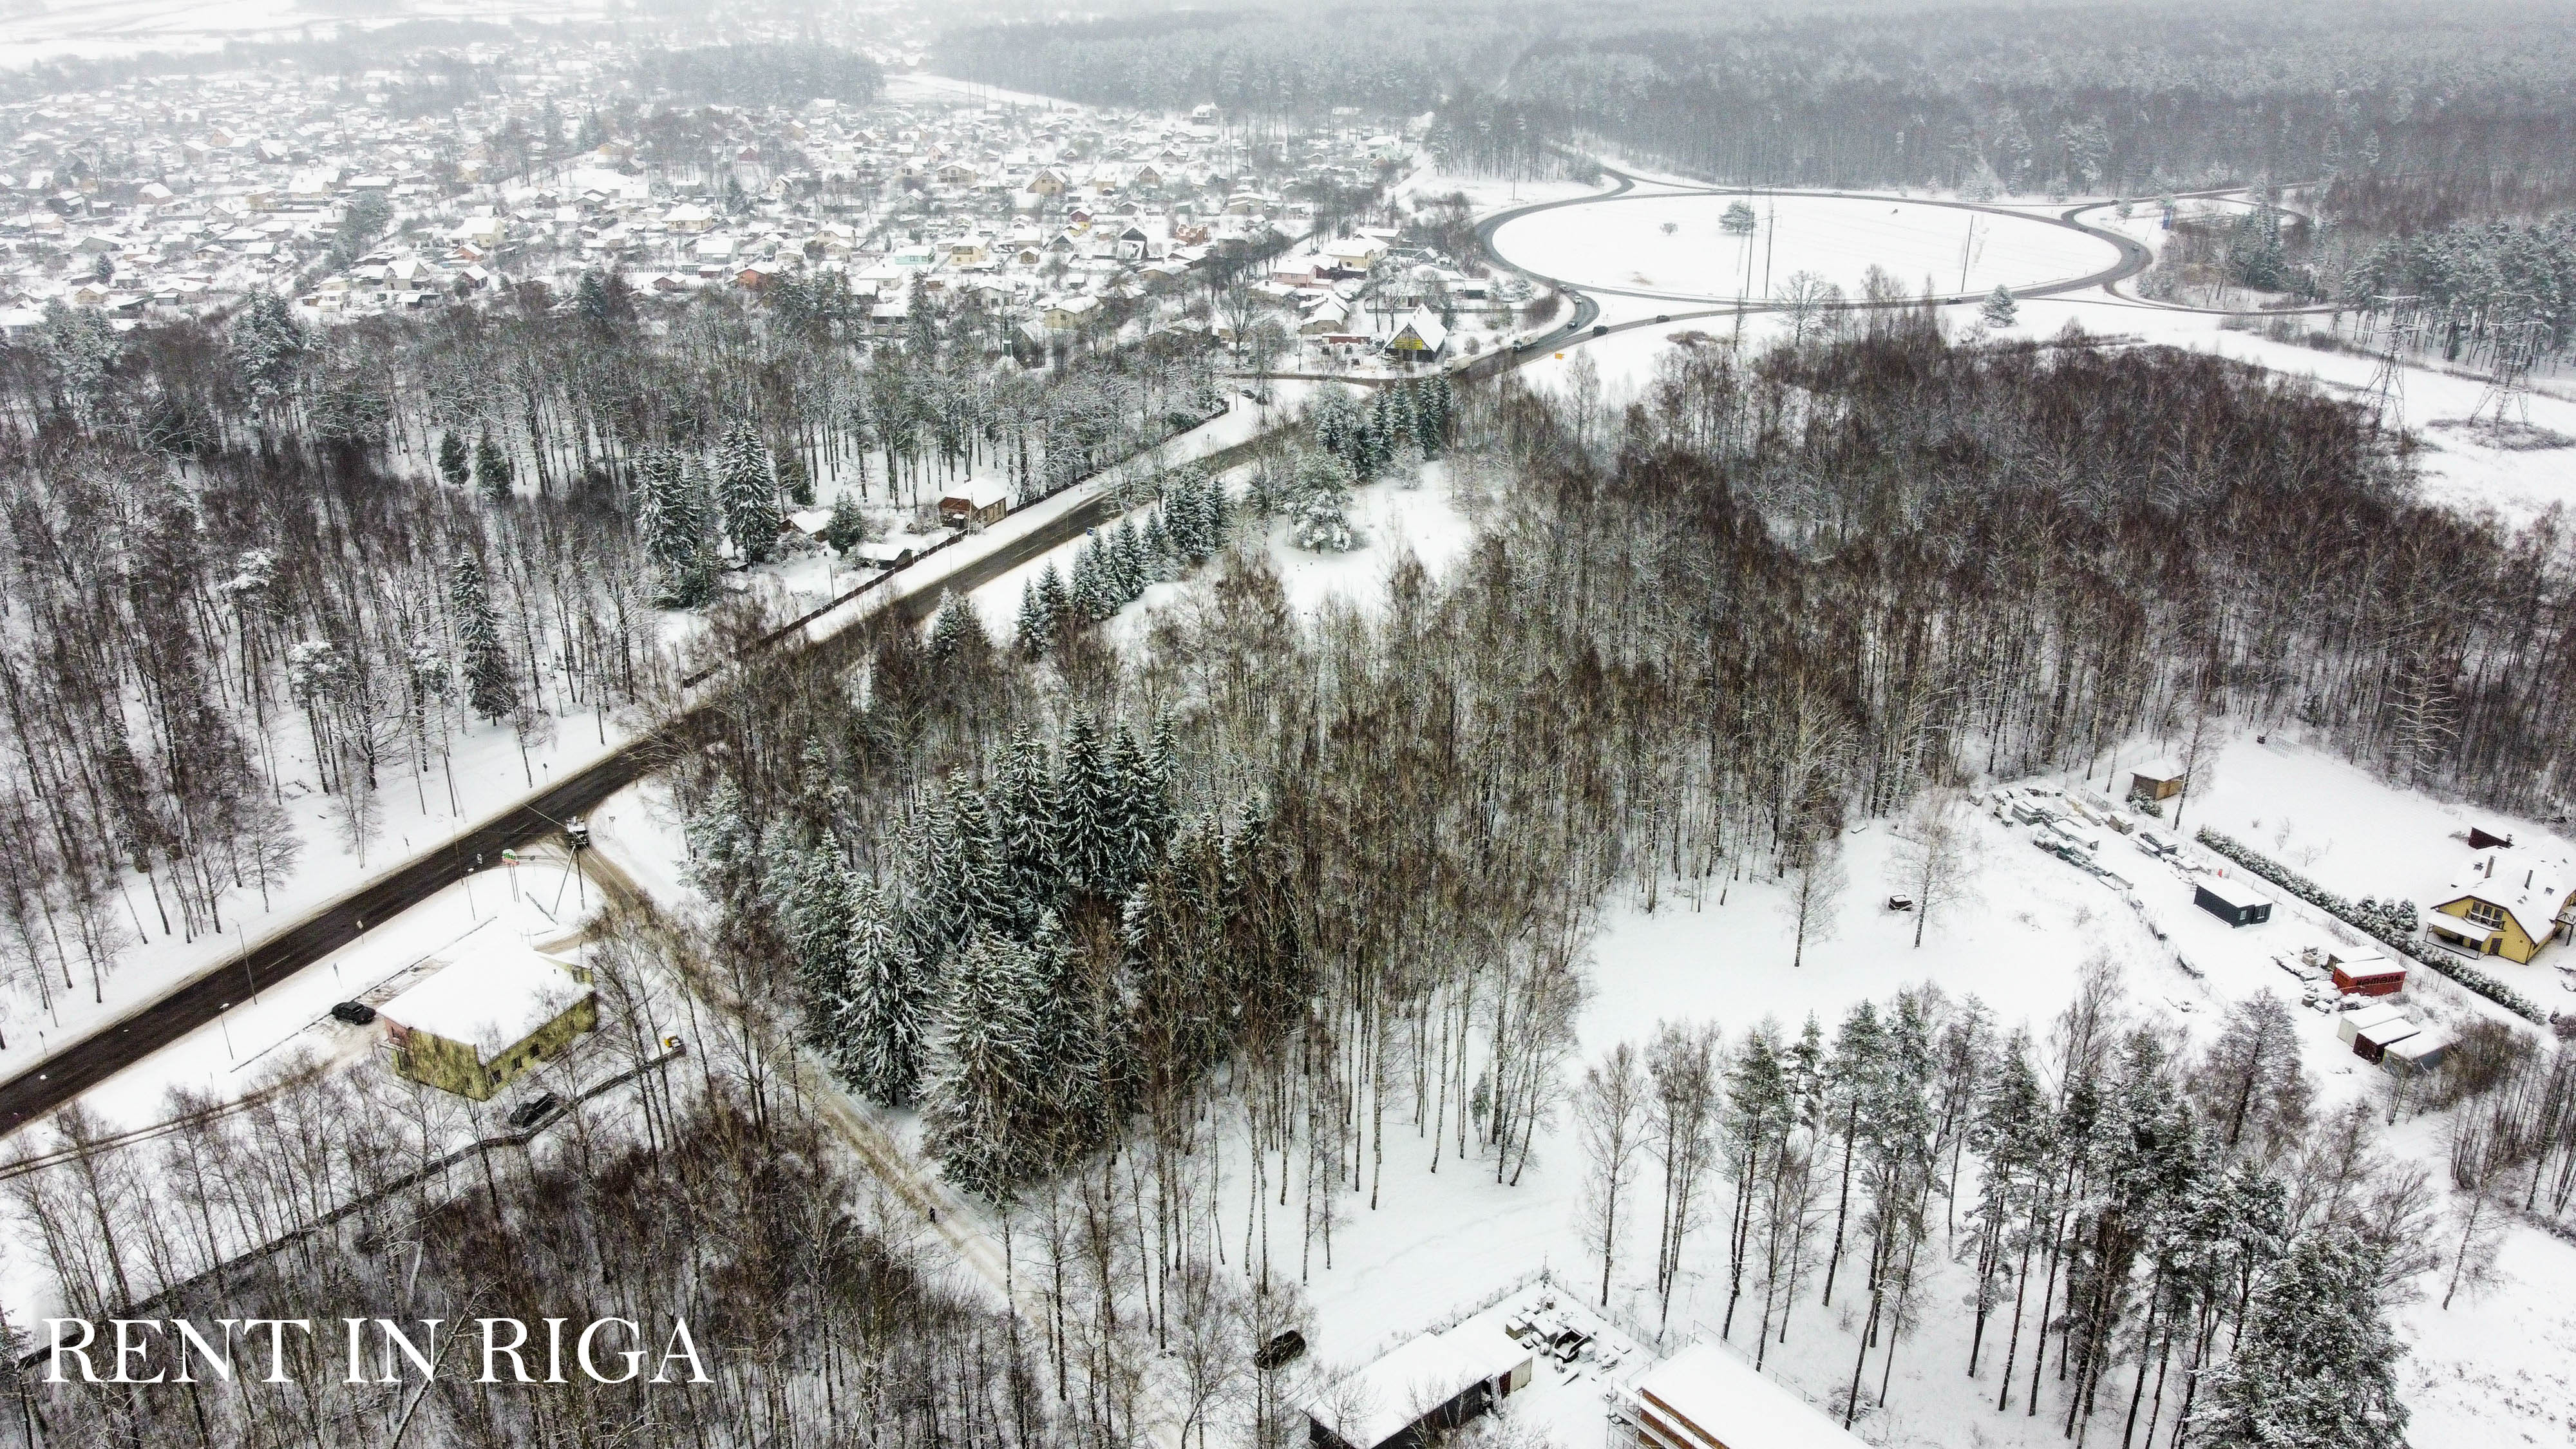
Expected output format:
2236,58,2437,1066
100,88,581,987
1488,187,2136,307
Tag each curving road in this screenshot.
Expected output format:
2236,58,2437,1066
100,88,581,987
1468,166,2344,365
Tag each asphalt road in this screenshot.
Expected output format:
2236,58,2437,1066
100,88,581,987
0,466,1194,1134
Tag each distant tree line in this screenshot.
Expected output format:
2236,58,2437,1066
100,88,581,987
626,43,885,109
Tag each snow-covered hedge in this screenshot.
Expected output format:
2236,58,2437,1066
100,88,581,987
2194,827,2546,1021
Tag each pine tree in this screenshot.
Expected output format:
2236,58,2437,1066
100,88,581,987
1311,383,1363,473
450,553,518,723
1113,518,1150,597
1036,558,1072,628
636,445,714,607
437,431,470,488
1141,509,1176,577
836,873,923,1105
1289,449,1357,553
1028,909,1112,1153
993,730,1063,923
717,422,781,565
950,788,1018,938
2189,1231,2408,1448
781,835,857,1013
925,928,1048,1197
1981,285,2019,328
928,589,989,665
1057,714,1120,898
473,431,513,502
1016,578,1057,657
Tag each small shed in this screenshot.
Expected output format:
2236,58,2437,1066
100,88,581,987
2336,1001,2410,1048
2130,762,2186,801
2349,1015,2421,1066
2193,877,2273,927
938,480,1009,529
2383,1028,2452,1075
2327,950,2407,998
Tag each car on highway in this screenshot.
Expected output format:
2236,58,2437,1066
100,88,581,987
1591,324,1609,336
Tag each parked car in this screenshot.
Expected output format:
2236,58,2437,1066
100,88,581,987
329,1001,377,1025
506,1092,560,1130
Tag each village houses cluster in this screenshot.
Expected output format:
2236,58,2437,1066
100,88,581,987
0,33,1510,372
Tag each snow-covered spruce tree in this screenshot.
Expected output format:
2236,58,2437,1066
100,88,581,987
992,729,1063,923
1014,576,1058,657
1057,714,1122,898
473,431,513,501
949,787,1019,940
924,927,1049,1197
780,833,857,1013
836,872,925,1106
450,553,518,723
1110,518,1149,596
228,290,308,420
716,421,780,565
1310,383,1365,476
436,431,470,489
1981,285,2019,329
1289,449,1358,553
2188,1230,2408,1449
636,445,715,607
1723,200,1759,234
927,589,990,666
1414,375,1455,456
1028,909,1115,1150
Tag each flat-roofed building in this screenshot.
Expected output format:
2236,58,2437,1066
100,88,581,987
1629,1342,1865,1449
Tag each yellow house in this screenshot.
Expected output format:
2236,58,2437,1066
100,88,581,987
2427,852,2576,963
379,931,598,1101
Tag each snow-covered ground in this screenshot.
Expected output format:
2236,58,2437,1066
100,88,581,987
0,693,636,1075
1490,191,2123,304
568,469,2576,1449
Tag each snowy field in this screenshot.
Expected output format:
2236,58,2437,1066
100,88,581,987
1488,191,2123,304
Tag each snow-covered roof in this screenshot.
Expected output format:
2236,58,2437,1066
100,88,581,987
2195,875,2272,912
1310,1320,1528,1449
942,479,1009,509
2436,851,2576,927
1390,305,1446,352
380,928,590,1063
1632,1341,1864,1449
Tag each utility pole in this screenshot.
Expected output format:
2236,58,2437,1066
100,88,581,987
2363,294,2421,434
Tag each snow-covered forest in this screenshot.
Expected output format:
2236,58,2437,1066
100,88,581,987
0,261,1238,1025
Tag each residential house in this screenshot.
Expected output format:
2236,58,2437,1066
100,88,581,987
2427,849,2576,962
379,930,598,1101
1305,1321,1531,1449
